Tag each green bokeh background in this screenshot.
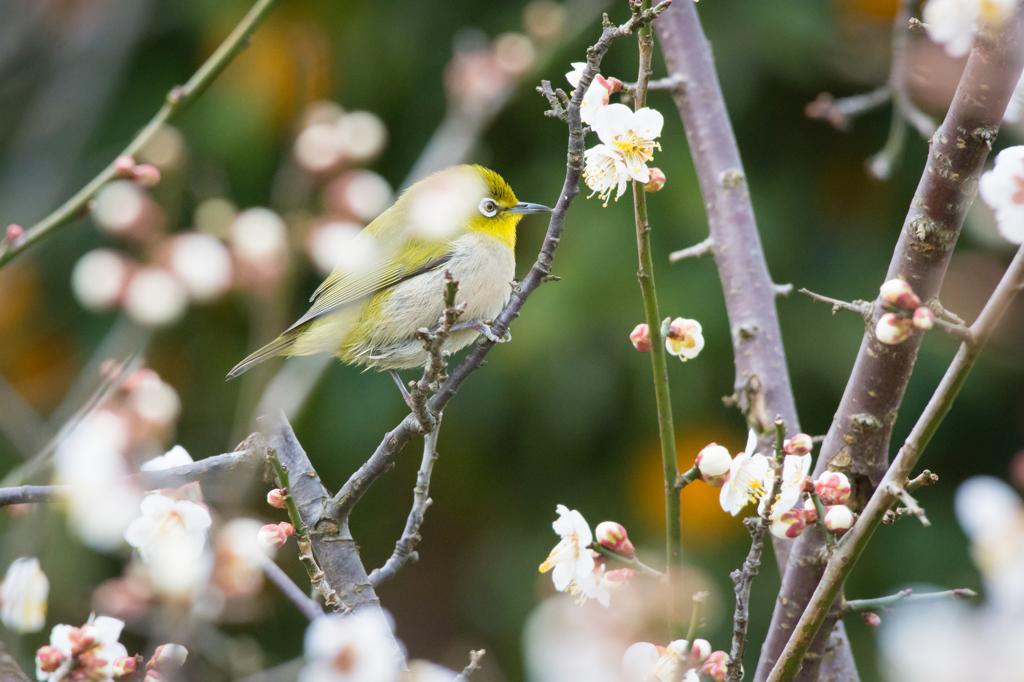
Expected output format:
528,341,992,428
1,0,1022,680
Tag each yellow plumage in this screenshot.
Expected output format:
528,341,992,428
227,165,550,378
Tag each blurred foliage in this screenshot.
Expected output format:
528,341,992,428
0,0,1023,680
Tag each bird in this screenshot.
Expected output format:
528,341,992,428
227,165,551,386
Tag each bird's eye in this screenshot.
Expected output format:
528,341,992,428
478,199,498,218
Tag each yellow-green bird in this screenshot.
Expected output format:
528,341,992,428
227,165,550,384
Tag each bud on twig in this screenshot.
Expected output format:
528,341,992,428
824,505,855,535
133,164,162,187
630,323,651,352
267,488,288,509
912,306,935,330
644,168,666,193
771,508,807,539
113,656,139,677
258,522,295,549
814,471,851,505
880,278,920,310
113,155,136,178
802,496,818,523
36,646,66,673
701,651,728,682
595,521,635,558
862,612,881,627
5,224,23,243
687,639,711,668
148,643,188,671
695,444,732,487
600,568,638,592
876,313,913,345
783,433,813,455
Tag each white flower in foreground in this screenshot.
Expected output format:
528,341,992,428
299,612,401,682
566,62,614,125
720,430,771,516
539,505,595,594
569,563,611,608
583,145,630,205
665,318,704,361
36,616,128,682
140,445,193,472
923,0,1015,57
125,492,212,563
592,104,663,182
955,476,1024,606
759,452,811,519
0,557,48,633
979,145,1024,243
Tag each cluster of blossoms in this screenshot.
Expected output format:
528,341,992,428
566,63,666,205
623,639,728,682
259,486,297,550
696,430,856,540
874,279,935,346
34,614,186,682
630,317,705,362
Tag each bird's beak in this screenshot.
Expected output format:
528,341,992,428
508,202,552,215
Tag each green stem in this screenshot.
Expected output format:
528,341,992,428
631,0,680,637
810,491,835,548
268,449,308,538
685,591,707,642
843,588,975,614
675,465,701,490
591,543,663,577
0,0,285,267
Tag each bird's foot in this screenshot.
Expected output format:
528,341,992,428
390,370,414,408
452,319,510,344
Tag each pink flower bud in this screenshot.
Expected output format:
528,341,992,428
149,643,188,670
36,646,66,673
862,612,881,627
687,639,712,668
144,671,163,682
81,650,112,681
595,521,635,558
695,444,732,487
912,306,934,331
630,323,651,352
824,505,855,535
133,164,162,187
701,651,729,682
5,224,23,243
783,433,813,456
880,279,920,310
70,623,101,654
113,656,139,677
815,471,852,505
876,313,913,345
644,168,666,193
267,488,288,509
802,497,818,524
114,155,136,178
600,568,638,592
258,522,295,549
771,508,807,539
605,77,625,93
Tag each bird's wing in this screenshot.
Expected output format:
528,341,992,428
286,249,453,331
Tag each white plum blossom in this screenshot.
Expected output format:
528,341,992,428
299,612,400,682
566,62,614,125
622,641,699,682
720,430,771,516
569,562,611,608
759,451,811,521
979,145,1024,243
124,492,212,563
665,318,704,361
0,557,48,633
37,616,128,682
584,104,664,205
140,445,193,472
923,0,1016,57
539,505,596,596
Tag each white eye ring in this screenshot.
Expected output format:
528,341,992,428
478,198,498,217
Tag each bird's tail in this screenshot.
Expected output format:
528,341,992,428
227,329,301,380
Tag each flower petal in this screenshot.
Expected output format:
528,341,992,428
631,108,664,139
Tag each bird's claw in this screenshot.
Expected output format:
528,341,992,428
474,321,510,344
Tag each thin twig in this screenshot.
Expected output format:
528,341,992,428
886,483,930,527
805,88,893,131
906,469,938,492
454,650,486,682
261,559,324,621
591,542,663,577
809,491,836,548
686,591,708,642
369,417,443,587
674,465,700,491
0,0,284,267
668,236,715,262
842,588,975,614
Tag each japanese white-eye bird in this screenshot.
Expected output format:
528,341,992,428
227,165,551,381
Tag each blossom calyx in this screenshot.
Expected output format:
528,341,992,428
913,306,935,330
644,168,666,193
600,568,638,592
880,279,920,311
695,444,732,487
143,671,163,682
824,505,855,535
783,433,813,456
113,656,139,677
595,521,635,558
148,643,188,671
113,155,136,178
630,323,651,352
815,471,851,506
802,497,818,524
862,612,881,627
258,522,295,550
701,651,729,682
876,313,913,345
770,508,807,539
36,646,66,673
267,488,288,510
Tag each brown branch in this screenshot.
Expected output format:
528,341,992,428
668,236,715,262
261,559,324,621
842,588,975,614
800,288,975,343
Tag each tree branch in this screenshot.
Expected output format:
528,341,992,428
454,650,486,682
0,0,284,267
842,588,975,614
757,13,1024,680
261,559,325,621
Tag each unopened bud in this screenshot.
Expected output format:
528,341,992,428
880,279,920,310
144,671,163,682
595,521,635,558
644,168,666,193
824,505,855,535
630,323,651,352
258,522,295,549
80,650,112,681
802,497,818,524
695,444,732,487
862,612,881,627
701,651,729,682
770,508,807,539
687,639,711,668
600,568,638,592
36,646,66,673
113,656,139,677
149,643,188,670
815,471,852,505
605,77,625,93
133,164,162,187
113,155,136,178
784,433,813,456
5,224,23,243
267,488,288,509
70,623,101,654
912,306,934,331
876,313,913,345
